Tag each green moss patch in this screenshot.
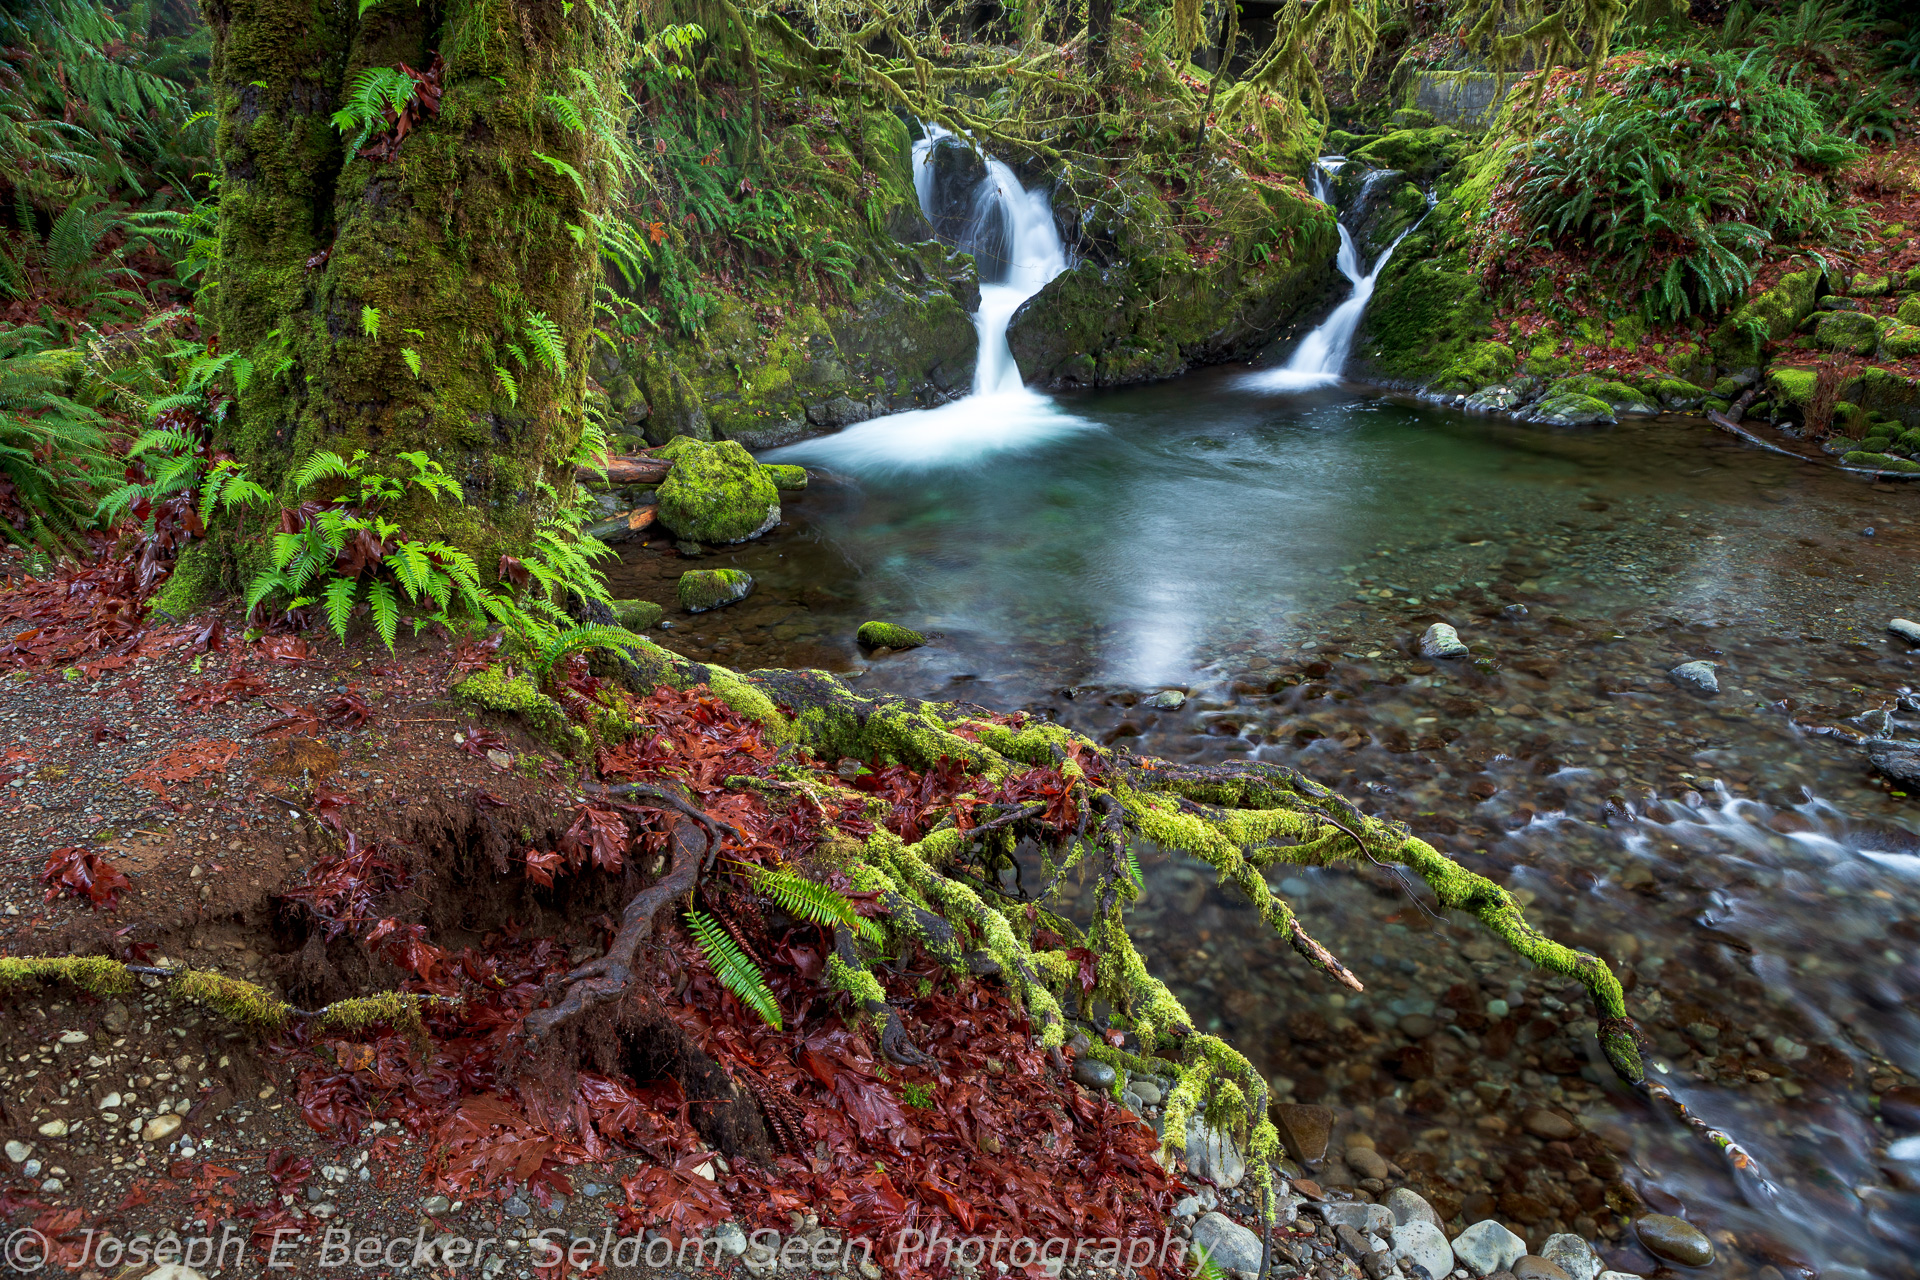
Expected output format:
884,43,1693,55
678,568,755,613
857,621,926,650
656,441,782,544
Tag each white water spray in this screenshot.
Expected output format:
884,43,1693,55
1240,160,1421,393
769,127,1090,475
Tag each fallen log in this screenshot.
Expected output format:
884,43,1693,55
583,505,658,542
580,455,672,485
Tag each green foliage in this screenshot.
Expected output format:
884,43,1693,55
0,193,174,339
901,1081,935,1109
0,0,213,209
736,862,883,944
1503,50,1861,322
685,910,782,1028
0,328,115,551
1190,1245,1230,1280
331,66,418,158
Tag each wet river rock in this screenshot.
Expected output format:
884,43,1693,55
1634,1214,1715,1267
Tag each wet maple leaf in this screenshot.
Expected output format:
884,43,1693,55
41,845,131,910
559,804,627,874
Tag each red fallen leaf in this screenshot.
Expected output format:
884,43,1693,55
559,805,627,874
184,618,225,654
323,686,374,728
254,703,321,739
259,634,310,664
523,846,564,888
124,738,243,803
1292,1177,1325,1200
458,725,508,756
85,715,128,744
265,1147,312,1193
831,1069,911,1145
1067,946,1099,994
915,1169,976,1231
42,845,132,910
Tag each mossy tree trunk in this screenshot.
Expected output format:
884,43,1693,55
202,0,633,569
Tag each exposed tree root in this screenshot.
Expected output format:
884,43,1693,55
484,636,1651,1224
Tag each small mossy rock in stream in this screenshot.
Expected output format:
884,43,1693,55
656,441,781,544
1420,623,1470,658
677,569,754,613
762,464,808,491
1650,377,1706,411
1464,384,1523,411
1843,451,1920,473
1633,1215,1714,1267
1814,309,1881,355
1556,375,1657,416
1351,127,1467,181
856,620,926,650
1710,266,1824,369
1522,390,1616,427
610,599,664,631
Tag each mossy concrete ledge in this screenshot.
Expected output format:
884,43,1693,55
857,621,927,650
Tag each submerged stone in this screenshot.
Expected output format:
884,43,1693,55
1390,1222,1454,1280
1633,1214,1714,1267
656,440,781,545
1272,1102,1335,1162
1419,622,1469,659
1890,618,1920,645
677,569,754,613
856,620,926,650
1669,660,1720,693
1150,689,1188,709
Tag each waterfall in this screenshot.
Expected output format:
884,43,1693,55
1240,158,1421,393
770,126,1091,475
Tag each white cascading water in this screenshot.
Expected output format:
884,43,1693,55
1240,159,1421,393
767,126,1092,475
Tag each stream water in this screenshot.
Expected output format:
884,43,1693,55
610,154,1920,1279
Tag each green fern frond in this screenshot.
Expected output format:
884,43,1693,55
532,624,644,677
400,347,420,378
522,311,567,376
367,579,400,650
685,911,781,1029
738,863,883,945
360,305,380,341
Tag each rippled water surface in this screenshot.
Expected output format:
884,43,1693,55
610,372,1920,1279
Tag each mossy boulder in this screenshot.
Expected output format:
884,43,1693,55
1650,377,1706,411
763,464,808,491
857,620,926,650
1899,294,1920,327
1711,267,1823,369
1882,323,1920,359
1766,366,1818,411
1523,390,1616,427
1851,273,1890,298
1839,367,1920,428
1008,163,1339,388
610,599,665,631
1351,127,1466,181
1813,310,1880,355
677,569,754,613
1430,341,1514,394
656,440,782,545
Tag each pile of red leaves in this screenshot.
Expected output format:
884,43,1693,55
280,683,1185,1278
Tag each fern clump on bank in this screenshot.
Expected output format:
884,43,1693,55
1482,51,1861,324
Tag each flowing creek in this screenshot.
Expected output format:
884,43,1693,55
609,152,1920,1279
